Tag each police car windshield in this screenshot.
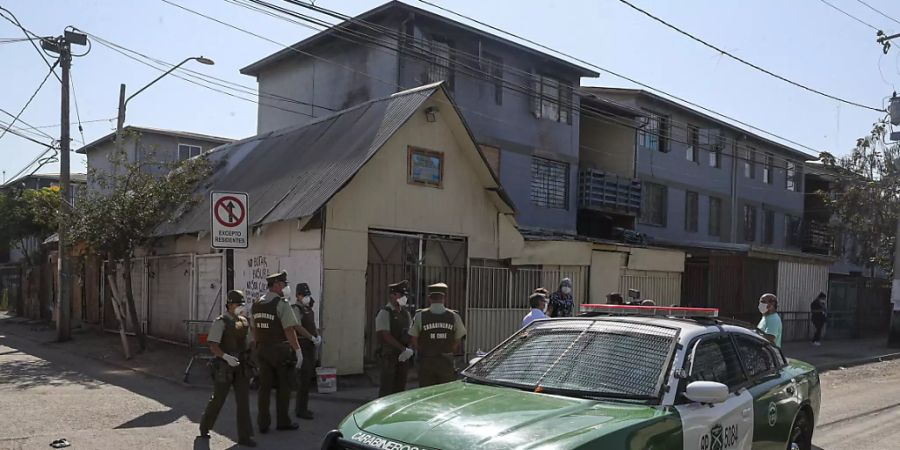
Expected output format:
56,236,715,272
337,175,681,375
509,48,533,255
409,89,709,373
463,319,678,401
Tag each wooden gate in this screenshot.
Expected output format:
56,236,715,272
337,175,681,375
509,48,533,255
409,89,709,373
364,231,467,363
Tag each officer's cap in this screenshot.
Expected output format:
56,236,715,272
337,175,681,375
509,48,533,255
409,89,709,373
265,270,288,284
389,280,409,295
296,282,312,296
226,290,246,305
427,282,448,297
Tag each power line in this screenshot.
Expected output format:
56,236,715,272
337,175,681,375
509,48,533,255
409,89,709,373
69,73,87,145
855,0,900,27
615,0,883,112
0,6,62,82
416,0,824,155
816,0,881,31
0,59,59,143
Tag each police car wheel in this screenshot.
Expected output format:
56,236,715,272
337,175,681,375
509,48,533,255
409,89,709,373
788,410,813,450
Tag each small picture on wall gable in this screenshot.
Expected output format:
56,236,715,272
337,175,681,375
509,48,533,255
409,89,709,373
408,146,444,188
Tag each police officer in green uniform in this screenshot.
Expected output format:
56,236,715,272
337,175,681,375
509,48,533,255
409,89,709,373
409,282,466,387
199,290,256,447
251,270,302,434
290,282,321,419
374,280,413,397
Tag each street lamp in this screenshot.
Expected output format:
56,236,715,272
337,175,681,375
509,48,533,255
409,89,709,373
114,56,215,146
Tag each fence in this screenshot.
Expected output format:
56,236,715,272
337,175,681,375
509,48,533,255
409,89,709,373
465,265,588,356
619,269,682,305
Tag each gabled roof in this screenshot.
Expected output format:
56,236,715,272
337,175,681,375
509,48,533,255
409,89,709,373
240,1,598,78
584,87,816,161
156,82,513,237
2,172,87,188
76,126,234,155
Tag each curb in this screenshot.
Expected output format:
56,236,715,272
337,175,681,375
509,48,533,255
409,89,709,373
816,351,900,372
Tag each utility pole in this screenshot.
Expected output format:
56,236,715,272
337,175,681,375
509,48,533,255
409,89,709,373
42,29,87,342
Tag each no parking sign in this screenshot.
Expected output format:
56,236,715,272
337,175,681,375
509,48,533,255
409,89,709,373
210,191,249,249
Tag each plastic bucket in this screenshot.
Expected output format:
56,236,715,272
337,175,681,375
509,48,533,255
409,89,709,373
316,367,337,393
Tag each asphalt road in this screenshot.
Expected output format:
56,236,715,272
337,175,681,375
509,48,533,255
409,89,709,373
0,331,356,450
813,358,900,450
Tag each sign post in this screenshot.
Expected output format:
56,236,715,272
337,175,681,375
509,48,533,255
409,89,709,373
211,192,249,292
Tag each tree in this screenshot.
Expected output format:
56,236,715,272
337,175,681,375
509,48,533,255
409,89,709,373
69,142,210,357
0,186,61,265
821,119,900,274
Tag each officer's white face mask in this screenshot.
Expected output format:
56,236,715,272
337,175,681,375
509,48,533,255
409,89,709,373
561,286,572,295
397,295,408,307
234,305,246,316
282,285,292,299
758,302,769,314
300,296,311,306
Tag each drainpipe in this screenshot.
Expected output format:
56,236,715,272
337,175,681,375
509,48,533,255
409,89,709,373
729,137,739,242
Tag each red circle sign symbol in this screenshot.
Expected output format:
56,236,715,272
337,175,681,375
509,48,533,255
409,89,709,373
214,196,245,227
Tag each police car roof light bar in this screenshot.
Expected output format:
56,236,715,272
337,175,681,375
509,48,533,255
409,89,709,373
580,304,719,318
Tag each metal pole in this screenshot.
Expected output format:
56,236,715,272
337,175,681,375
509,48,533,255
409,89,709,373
226,249,234,292
57,40,72,342
115,83,126,145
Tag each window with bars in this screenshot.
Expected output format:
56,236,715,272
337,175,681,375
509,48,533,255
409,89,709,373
178,144,202,160
687,125,699,162
639,112,669,152
763,209,775,245
709,197,722,237
640,182,668,226
744,147,756,179
763,153,773,184
483,52,503,105
530,156,569,209
785,215,802,247
426,36,455,90
786,160,801,192
743,205,757,242
709,135,724,168
530,74,572,124
685,191,699,232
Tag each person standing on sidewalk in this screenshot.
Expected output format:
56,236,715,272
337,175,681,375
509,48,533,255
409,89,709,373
811,292,828,346
252,271,302,434
548,278,575,318
375,280,413,398
757,293,783,347
521,293,548,328
410,283,466,387
199,290,256,447
290,283,321,420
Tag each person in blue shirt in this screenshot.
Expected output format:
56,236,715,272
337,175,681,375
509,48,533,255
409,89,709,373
757,293,783,347
521,293,548,328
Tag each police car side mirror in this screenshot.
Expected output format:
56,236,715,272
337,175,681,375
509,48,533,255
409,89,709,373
684,381,729,404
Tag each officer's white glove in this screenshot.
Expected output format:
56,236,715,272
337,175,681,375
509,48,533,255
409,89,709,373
312,335,322,347
295,349,304,369
221,353,240,368
398,347,414,362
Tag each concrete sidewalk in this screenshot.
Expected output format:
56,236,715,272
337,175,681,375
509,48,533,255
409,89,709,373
782,336,900,371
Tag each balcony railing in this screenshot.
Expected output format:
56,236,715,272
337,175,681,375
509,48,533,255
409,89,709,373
801,220,833,255
578,168,641,215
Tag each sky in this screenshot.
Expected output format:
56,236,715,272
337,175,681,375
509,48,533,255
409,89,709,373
1,0,897,183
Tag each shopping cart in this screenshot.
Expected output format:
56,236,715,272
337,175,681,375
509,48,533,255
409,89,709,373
183,320,214,383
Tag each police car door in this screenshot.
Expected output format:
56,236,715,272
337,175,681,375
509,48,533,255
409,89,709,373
676,333,753,450
732,334,799,450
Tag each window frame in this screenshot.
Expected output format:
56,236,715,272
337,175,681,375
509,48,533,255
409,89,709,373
407,146,445,188
785,214,802,247
639,111,669,152
687,124,700,163
763,153,774,184
482,52,503,106
762,209,775,245
427,35,455,91
640,182,668,227
531,74,572,124
708,196,722,237
676,332,751,403
786,160,801,192
743,204,757,242
177,143,202,161
731,333,782,381
685,191,699,233
529,155,569,210
744,147,756,179
708,135,724,168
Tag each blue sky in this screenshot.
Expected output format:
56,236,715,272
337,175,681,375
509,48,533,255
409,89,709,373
1,0,896,181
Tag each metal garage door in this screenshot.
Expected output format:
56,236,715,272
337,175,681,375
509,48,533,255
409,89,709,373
194,254,223,321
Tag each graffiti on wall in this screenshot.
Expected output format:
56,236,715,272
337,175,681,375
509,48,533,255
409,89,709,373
243,255,270,302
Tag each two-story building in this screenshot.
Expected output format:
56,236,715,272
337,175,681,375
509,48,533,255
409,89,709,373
77,126,233,190
240,0,598,234
584,88,831,337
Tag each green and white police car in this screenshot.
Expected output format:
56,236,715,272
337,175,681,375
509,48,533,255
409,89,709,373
322,305,820,450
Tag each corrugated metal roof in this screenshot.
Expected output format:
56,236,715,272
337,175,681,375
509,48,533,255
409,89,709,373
156,83,441,237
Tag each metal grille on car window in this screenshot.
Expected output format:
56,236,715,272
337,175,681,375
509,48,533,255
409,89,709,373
463,319,677,399
734,336,776,378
